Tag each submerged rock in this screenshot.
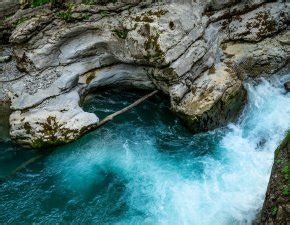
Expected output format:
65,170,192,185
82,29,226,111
1,1,289,148
284,81,290,92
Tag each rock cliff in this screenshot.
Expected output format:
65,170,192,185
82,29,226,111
0,0,289,148
260,131,290,224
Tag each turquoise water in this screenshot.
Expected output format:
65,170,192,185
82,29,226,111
0,74,290,224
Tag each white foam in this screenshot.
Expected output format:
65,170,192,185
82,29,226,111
49,74,290,224
120,75,290,225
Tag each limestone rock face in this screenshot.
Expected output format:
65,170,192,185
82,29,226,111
229,3,287,41
170,64,247,133
222,30,290,79
10,91,99,148
0,0,289,148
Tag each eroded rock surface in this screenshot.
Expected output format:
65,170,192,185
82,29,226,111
10,91,99,148
222,31,290,79
0,0,289,148
170,64,247,133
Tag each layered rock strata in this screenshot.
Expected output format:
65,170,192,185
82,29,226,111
0,0,289,148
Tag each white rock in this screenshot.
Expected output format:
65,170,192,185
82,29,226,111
4,1,288,148
10,91,99,148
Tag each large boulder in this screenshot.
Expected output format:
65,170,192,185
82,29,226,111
10,91,99,148
170,64,247,133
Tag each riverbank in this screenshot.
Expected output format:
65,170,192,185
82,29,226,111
260,131,290,224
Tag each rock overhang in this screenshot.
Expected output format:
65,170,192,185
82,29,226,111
0,0,289,148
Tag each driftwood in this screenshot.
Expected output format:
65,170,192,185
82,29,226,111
1,90,158,181
79,90,158,136
95,90,158,128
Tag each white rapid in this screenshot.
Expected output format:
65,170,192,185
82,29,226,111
0,73,289,224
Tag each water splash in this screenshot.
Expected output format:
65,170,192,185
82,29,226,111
0,74,289,224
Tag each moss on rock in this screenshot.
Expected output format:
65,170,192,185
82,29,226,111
260,131,290,224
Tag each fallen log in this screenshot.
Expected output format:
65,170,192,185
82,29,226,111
79,90,158,136
1,90,158,181
95,90,158,128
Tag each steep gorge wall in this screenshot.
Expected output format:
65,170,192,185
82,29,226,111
0,0,289,148
260,131,290,224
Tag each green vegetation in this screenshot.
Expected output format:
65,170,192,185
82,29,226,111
56,3,74,22
57,10,72,21
82,13,92,20
31,0,53,7
100,10,109,17
82,0,95,4
4,15,30,27
4,15,12,21
15,17,29,26
276,159,283,164
112,28,129,39
275,130,290,157
271,206,278,216
82,0,117,5
282,185,290,196
282,165,290,174
56,6,91,22
31,0,68,8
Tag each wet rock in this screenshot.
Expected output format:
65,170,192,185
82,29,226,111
0,103,11,141
0,55,11,63
284,81,290,92
260,131,290,224
285,204,290,213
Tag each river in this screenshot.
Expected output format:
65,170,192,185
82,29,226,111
0,73,289,224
